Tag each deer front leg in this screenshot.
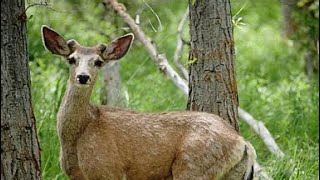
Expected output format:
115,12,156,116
60,147,86,180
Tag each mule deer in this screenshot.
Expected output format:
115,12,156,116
41,25,256,180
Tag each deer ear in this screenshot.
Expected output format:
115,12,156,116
101,33,134,61
67,39,80,52
41,25,71,56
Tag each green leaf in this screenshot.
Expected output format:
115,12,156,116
186,59,197,65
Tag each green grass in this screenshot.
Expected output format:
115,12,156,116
27,0,318,179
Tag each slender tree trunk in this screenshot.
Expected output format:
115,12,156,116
1,0,41,179
281,0,299,38
101,61,127,107
187,0,239,132
101,3,127,107
304,50,319,79
281,0,319,79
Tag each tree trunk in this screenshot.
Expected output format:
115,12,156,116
281,0,299,38
187,0,239,132
1,0,41,179
100,3,127,107
101,61,127,107
304,50,319,79
281,0,319,79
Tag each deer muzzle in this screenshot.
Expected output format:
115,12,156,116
76,74,91,85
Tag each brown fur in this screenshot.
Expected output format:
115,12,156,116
41,25,257,180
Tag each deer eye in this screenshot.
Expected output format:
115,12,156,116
94,60,103,67
67,57,76,65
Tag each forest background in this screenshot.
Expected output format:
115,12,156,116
26,0,319,179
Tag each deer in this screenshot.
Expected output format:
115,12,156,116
41,25,257,180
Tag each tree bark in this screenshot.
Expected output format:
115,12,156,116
281,0,319,79
1,0,41,179
101,61,127,107
100,2,127,107
187,0,239,132
281,0,299,38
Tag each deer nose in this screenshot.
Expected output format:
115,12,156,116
76,74,90,84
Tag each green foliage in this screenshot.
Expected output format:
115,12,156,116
298,0,319,18
26,0,318,179
294,0,319,46
232,2,248,27
290,0,319,78
234,1,319,179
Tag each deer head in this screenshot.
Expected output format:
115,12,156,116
41,25,134,87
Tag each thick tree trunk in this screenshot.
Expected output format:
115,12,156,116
187,0,239,132
1,0,41,179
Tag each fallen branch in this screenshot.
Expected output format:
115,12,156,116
239,108,284,158
104,0,283,162
173,8,189,81
105,0,188,95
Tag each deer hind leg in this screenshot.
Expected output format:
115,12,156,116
222,143,257,180
228,143,256,180
171,149,250,180
171,135,252,180
170,139,223,180
171,152,217,180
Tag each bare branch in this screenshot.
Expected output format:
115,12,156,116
25,2,48,12
239,108,285,158
25,1,70,14
103,0,284,159
104,0,189,95
174,8,189,80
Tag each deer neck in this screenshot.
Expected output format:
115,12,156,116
57,79,96,144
